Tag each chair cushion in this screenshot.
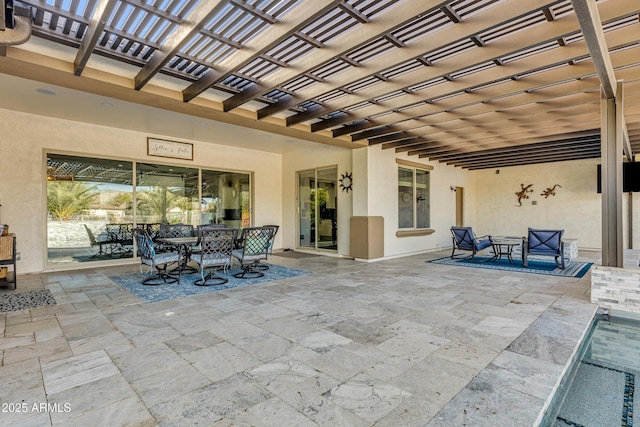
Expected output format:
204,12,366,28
476,239,492,251
245,236,269,255
527,228,563,253
233,249,265,262
191,253,231,267
154,252,180,264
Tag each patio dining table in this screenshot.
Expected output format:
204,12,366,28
155,236,199,275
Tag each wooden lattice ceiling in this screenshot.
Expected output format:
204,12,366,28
1,0,639,169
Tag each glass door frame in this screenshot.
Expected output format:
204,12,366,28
296,166,338,253
44,150,254,270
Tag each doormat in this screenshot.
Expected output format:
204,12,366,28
0,289,57,313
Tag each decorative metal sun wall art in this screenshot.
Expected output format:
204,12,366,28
339,172,352,193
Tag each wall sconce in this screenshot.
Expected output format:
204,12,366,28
450,186,458,191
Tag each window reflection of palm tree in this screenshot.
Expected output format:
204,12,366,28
137,187,190,223
47,181,97,220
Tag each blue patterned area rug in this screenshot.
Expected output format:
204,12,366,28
110,264,311,304
428,256,592,278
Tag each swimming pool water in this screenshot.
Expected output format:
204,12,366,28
541,311,640,427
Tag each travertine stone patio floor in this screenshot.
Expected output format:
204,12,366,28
0,250,598,426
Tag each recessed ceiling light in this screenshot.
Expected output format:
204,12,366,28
101,102,113,108
35,88,56,96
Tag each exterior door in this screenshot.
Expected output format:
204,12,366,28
297,167,338,251
455,187,464,226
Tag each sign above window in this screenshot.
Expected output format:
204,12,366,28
147,138,193,160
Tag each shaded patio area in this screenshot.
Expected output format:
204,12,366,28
0,250,599,426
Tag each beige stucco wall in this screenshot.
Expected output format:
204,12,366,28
0,108,282,274
473,159,603,249
281,144,353,256
2,107,630,273
361,144,476,258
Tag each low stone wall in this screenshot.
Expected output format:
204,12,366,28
591,251,640,314
47,220,108,248
592,269,640,314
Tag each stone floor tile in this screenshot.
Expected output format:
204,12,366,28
431,341,499,370
181,341,262,382
0,250,600,426
46,373,139,424
129,364,212,408
301,394,372,427
246,356,319,394
3,336,73,365
478,350,564,400
255,315,320,341
163,330,224,354
51,396,155,427
277,372,341,409
111,343,187,382
375,397,441,427
390,355,478,407
242,396,317,427
428,377,545,427
68,330,134,356
323,373,411,424
304,346,370,382
298,329,352,353
148,374,271,427
41,350,120,395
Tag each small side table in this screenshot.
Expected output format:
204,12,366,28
490,240,520,264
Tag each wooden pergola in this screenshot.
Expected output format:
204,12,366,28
0,0,638,170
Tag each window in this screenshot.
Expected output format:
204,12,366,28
398,166,430,229
46,153,251,266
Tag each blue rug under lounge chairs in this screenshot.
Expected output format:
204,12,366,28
428,256,592,278
110,264,311,304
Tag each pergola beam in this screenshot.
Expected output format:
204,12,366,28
134,1,227,90
291,0,638,129
73,0,118,76
571,0,632,160
182,0,343,104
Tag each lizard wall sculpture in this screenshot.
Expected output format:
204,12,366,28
541,184,562,198
515,184,533,206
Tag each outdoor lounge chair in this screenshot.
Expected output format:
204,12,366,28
132,227,181,285
190,227,237,286
523,228,565,269
450,226,492,261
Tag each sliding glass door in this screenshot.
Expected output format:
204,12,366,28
298,167,338,251
46,154,134,264
46,153,251,266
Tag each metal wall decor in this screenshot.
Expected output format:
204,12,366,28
339,172,353,193
541,185,562,198
515,184,533,206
